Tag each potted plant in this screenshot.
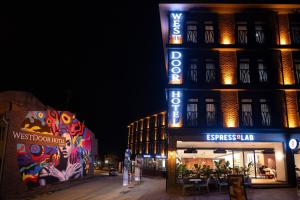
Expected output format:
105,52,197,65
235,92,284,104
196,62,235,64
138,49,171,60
214,160,222,179
176,163,188,183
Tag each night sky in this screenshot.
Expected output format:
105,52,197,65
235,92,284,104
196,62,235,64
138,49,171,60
0,1,166,159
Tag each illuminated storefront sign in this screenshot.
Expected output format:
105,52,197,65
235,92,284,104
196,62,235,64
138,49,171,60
169,12,183,44
143,154,151,158
169,50,183,84
206,134,254,141
289,138,299,150
168,90,182,128
156,155,166,159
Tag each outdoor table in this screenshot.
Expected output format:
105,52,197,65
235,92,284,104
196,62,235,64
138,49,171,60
189,178,202,183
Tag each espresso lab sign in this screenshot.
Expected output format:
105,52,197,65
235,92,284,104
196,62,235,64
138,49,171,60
13,131,66,146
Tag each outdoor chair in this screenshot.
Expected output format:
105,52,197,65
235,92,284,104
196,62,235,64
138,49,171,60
244,176,252,188
217,177,228,192
196,178,209,193
182,179,194,195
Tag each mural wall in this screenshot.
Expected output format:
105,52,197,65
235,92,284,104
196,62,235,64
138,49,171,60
16,110,92,187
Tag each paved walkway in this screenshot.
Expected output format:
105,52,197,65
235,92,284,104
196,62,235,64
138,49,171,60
30,176,300,200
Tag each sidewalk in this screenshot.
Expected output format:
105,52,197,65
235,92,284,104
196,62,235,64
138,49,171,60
16,175,300,200
116,177,300,200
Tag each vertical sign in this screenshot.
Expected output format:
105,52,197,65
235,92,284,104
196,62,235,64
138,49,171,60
134,156,142,182
169,50,183,84
169,12,183,44
168,89,183,128
123,149,131,186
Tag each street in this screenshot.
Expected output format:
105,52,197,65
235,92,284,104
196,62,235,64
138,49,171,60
30,173,300,200
31,173,165,200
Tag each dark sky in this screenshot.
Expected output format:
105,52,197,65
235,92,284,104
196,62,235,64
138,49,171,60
0,1,166,158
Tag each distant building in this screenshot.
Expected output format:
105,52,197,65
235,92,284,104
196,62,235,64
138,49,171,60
127,111,167,176
0,91,97,199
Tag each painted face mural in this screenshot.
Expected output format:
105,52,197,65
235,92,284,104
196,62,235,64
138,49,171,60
17,110,92,187
59,133,73,158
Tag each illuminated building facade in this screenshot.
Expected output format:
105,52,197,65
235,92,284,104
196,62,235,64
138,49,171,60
158,2,300,191
127,112,168,175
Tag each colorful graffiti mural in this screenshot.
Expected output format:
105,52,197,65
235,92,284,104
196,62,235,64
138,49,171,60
16,110,92,187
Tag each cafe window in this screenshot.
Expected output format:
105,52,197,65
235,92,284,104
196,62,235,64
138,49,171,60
257,59,268,83
187,22,198,44
187,98,198,127
189,59,198,83
204,21,214,44
205,59,216,83
291,22,300,44
260,99,271,126
294,58,300,84
176,141,287,184
205,98,217,127
239,59,251,84
254,22,265,44
241,99,253,127
237,21,248,44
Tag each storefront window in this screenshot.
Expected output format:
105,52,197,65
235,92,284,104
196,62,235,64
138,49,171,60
176,141,286,184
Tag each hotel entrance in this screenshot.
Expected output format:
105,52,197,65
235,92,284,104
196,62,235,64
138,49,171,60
176,141,287,185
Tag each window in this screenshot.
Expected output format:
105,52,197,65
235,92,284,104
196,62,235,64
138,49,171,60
187,98,198,127
205,59,216,83
239,59,250,83
260,99,271,126
241,99,253,126
204,21,214,44
257,59,268,82
294,58,300,84
205,98,217,126
254,22,265,44
291,22,300,44
237,21,248,44
189,59,198,83
187,22,198,44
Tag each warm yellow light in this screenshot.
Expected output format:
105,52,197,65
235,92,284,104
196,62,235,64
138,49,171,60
286,91,300,128
161,113,166,126
224,77,233,85
169,121,182,128
280,38,287,45
226,118,236,128
169,151,175,158
278,14,291,45
170,35,182,44
221,92,239,128
222,37,231,45
220,51,236,85
281,50,295,85
169,79,182,84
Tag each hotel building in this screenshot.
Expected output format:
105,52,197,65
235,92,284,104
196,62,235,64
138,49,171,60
128,1,300,190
